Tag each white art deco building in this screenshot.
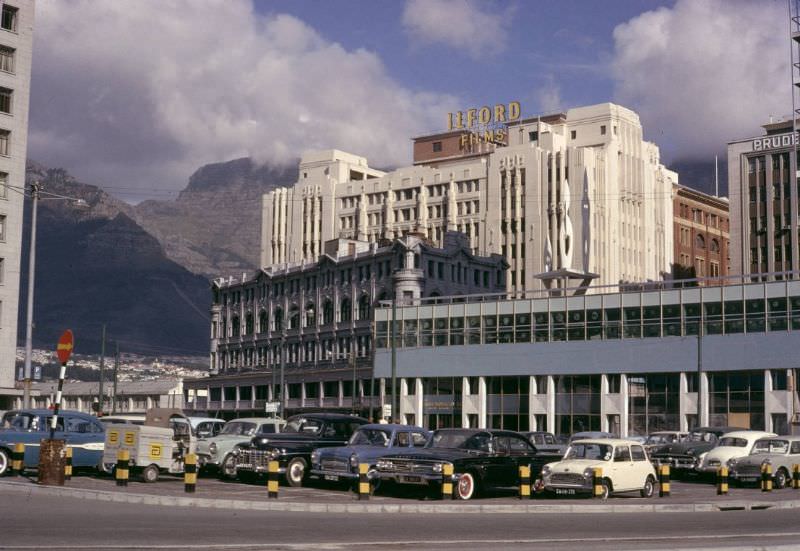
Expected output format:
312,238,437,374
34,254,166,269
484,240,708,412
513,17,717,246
262,103,675,295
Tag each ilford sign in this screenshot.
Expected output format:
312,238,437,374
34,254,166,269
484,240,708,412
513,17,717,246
447,102,521,150
753,131,799,152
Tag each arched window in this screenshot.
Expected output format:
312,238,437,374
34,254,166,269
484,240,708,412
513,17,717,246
259,310,268,334
695,234,705,249
245,313,254,335
323,299,334,325
340,297,352,322
289,305,300,329
358,294,371,320
710,239,720,253
231,316,240,337
305,302,316,327
274,308,284,331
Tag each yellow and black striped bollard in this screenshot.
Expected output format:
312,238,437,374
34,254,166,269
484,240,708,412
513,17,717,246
11,443,24,476
761,462,773,492
267,460,279,499
716,466,728,495
116,449,129,487
184,453,197,493
64,447,73,481
793,464,800,489
358,463,370,501
592,467,604,498
658,464,670,497
442,464,454,500
518,465,531,499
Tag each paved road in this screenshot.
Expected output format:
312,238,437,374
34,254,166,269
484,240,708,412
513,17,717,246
1,487,798,550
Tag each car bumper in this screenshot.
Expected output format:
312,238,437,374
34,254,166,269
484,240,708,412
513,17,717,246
310,468,360,481
651,457,697,471
377,472,455,485
543,485,593,496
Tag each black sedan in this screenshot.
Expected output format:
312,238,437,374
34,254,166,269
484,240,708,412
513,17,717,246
375,428,562,500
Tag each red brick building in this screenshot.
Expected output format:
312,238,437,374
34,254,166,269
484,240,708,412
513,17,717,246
673,185,730,284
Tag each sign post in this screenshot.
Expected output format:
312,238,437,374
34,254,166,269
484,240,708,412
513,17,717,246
39,330,73,486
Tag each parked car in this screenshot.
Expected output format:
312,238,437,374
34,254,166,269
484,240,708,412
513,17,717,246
642,431,687,454
649,426,745,475
188,417,226,438
233,412,369,486
568,431,615,443
729,436,800,488
694,430,776,475
522,431,567,455
375,428,563,500
310,423,429,490
196,417,284,477
0,409,105,476
541,438,657,499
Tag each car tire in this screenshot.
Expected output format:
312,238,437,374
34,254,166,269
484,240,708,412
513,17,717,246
456,472,476,500
141,464,159,483
368,468,381,495
219,453,238,480
0,448,9,476
774,468,788,490
640,476,655,498
98,462,115,476
286,458,307,487
599,479,611,500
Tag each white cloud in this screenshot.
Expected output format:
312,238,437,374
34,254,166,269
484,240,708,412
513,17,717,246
30,0,458,202
402,0,509,59
612,0,789,161
536,76,562,113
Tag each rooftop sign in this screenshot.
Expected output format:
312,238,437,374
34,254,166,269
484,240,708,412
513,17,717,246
447,102,521,131
753,131,799,152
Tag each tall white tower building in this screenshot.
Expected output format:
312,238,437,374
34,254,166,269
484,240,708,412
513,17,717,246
0,1,34,400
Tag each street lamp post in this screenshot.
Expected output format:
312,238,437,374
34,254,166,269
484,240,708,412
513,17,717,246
22,182,39,409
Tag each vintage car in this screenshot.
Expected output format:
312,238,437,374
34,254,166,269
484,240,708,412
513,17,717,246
642,431,688,454
309,423,429,489
522,431,567,455
694,430,776,475
195,417,284,477
541,438,657,499
375,428,562,500
0,409,105,475
187,417,226,438
729,436,800,488
233,412,368,486
568,431,615,444
649,426,745,475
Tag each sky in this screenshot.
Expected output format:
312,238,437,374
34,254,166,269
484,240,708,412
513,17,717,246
29,0,790,203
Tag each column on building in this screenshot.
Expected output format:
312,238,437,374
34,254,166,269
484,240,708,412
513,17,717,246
546,376,556,434
478,377,487,429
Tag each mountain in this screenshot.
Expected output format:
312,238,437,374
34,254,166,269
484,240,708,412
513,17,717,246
19,162,211,356
133,157,298,278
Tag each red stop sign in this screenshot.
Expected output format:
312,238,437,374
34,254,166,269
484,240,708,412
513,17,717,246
56,330,74,364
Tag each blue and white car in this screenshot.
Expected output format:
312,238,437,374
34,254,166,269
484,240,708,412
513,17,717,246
310,423,429,489
0,409,105,475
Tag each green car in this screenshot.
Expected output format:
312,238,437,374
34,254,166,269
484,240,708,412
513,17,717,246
196,417,284,478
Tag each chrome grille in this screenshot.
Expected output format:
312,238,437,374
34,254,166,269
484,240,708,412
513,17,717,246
550,473,585,485
321,458,349,472
734,464,761,476
385,460,435,475
235,449,270,470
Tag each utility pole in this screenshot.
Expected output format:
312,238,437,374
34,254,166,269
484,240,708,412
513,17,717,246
279,331,286,417
350,343,357,414
97,324,106,415
390,298,397,423
111,342,119,414
22,181,40,409
696,316,703,428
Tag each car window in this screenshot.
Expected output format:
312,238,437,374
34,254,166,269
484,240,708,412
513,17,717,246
791,442,800,454
565,443,612,461
752,439,788,454
464,433,492,452
493,437,510,456
395,432,409,447
544,434,556,445
44,416,65,432
349,428,390,446
508,435,534,455
631,445,647,461
614,446,631,462
257,424,277,434
718,437,748,448
411,432,427,447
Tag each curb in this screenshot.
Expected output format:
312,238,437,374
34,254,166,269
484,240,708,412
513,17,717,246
2,480,799,514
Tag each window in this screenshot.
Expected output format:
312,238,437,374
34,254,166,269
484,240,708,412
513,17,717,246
0,257,3,283
695,234,705,249
528,130,538,142
432,141,442,152
600,125,606,135
1,5,17,32
0,214,5,241
0,87,12,115
570,130,577,139
0,129,9,155
0,47,14,73
0,172,5,199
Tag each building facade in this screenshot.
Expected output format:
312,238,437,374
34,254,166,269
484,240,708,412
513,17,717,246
262,103,675,295
672,184,730,283
728,119,800,279
15,380,185,414
0,1,33,402
185,232,507,418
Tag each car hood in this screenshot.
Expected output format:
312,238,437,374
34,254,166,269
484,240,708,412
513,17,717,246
197,435,252,453
251,432,340,449
703,447,750,462
318,444,399,461
380,448,489,463
651,441,712,456
546,459,608,473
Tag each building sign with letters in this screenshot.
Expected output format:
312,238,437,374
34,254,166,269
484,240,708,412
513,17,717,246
753,131,799,152
447,101,521,150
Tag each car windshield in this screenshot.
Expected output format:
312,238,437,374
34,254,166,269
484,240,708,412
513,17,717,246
219,422,257,437
428,431,491,451
751,439,789,455
646,434,679,445
686,431,716,442
565,443,613,461
349,428,391,446
718,437,748,448
283,418,322,435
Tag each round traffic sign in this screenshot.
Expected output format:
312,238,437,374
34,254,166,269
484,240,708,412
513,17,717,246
56,330,74,364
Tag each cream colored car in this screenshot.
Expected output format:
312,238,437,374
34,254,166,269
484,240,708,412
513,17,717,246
694,430,776,474
541,439,657,499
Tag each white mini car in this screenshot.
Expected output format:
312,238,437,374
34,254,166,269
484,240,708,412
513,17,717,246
541,438,657,499
694,430,776,474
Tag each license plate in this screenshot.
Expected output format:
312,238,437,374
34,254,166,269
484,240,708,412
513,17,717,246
555,488,576,495
400,475,423,484
324,474,339,482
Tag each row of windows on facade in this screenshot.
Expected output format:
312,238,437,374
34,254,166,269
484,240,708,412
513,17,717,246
750,242,798,264
216,295,375,338
676,253,722,277
216,334,373,371
748,180,799,205
748,215,798,239
676,202,727,229
375,298,800,348
426,260,499,288
339,181,483,210
677,228,723,253
747,152,797,174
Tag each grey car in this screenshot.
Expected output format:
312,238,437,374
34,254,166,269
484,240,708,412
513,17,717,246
196,417,284,478
728,436,800,489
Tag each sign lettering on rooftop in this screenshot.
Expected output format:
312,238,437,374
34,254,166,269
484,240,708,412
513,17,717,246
752,131,799,152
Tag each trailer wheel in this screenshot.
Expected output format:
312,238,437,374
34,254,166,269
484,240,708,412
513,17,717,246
141,464,159,483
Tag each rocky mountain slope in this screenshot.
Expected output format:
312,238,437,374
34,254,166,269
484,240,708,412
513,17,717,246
133,157,298,278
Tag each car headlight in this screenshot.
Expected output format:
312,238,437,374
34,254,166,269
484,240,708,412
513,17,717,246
376,459,393,470
310,450,320,464
431,462,443,474
727,458,737,467
541,465,551,476
686,449,695,456
266,448,281,459
208,442,217,455
350,454,359,469
583,467,594,479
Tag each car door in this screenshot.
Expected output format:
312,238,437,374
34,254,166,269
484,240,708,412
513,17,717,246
508,433,540,480
611,445,634,491
630,444,651,488
64,416,105,468
488,436,514,486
